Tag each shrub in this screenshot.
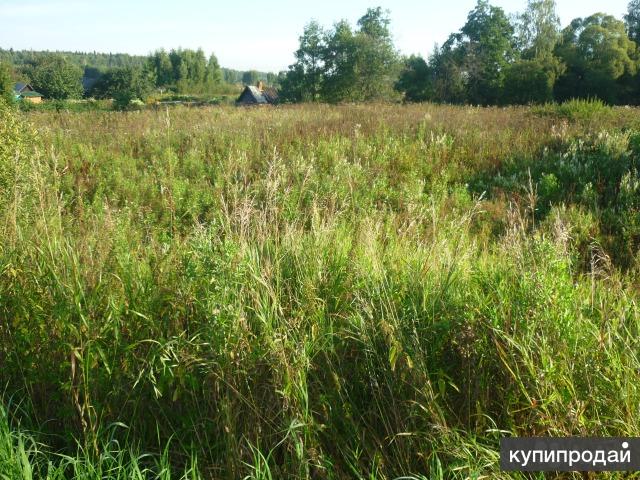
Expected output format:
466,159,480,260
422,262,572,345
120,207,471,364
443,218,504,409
534,98,614,122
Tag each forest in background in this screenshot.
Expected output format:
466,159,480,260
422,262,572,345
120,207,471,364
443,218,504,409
2,0,640,108
279,0,640,105
0,47,275,108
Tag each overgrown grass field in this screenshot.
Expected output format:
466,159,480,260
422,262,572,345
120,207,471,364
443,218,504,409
1,101,639,479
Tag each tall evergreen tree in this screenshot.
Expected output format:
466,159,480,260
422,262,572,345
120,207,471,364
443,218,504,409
149,50,173,87
206,54,222,87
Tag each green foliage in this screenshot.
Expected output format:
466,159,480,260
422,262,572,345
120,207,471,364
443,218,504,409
30,55,83,100
439,0,516,105
149,49,174,87
1,104,640,479
395,55,433,102
290,21,325,101
146,49,224,95
0,405,202,480
470,127,640,264
0,62,14,104
90,66,154,109
281,7,400,103
319,20,358,102
428,45,468,103
534,98,614,121
206,53,223,86
516,0,562,58
626,0,640,43
503,56,563,104
555,14,639,103
462,1,515,104
242,70,260,86
353,7,401,101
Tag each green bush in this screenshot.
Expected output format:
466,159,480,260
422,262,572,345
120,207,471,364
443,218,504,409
534,98,614,122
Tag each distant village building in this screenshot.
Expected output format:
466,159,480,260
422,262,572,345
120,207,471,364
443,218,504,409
236,81,278,106
14,83,43,104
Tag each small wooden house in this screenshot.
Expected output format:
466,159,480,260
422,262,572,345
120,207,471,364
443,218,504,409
236,81,278,106
14,83,43,103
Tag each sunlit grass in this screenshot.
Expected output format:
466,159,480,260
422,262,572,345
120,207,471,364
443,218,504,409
0,102,639,479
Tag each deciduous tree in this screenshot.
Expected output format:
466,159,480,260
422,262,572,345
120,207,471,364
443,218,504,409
442,0,516,105
625,0,640,44
90,66,153,109
555,14,638,102
31,55,83,100
395,55,432,102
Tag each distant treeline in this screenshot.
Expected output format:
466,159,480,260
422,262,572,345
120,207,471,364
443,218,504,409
0,48,276,94
3,0,640,106
280,0,640,105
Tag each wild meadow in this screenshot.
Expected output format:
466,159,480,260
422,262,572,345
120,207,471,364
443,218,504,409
1,101,640,479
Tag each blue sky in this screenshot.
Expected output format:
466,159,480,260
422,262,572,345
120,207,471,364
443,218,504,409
0,0,631,72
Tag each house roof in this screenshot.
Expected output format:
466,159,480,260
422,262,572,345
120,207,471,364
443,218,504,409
14,82,34,93
247,86,269,104
20,91,43,98
262,87,279,103
237,85,279,105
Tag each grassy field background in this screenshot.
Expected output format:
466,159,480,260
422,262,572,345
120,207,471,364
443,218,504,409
1,101,639,479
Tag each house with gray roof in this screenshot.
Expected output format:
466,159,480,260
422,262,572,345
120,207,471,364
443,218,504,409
14,83,43,103
236,81,278,106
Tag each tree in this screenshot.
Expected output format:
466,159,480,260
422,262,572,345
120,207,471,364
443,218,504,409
149,50,174,88
395,55,433,102
205,54,222,87
290,21,325,101
443,0,516,105
242,70,259,86
266,72,279,86
0,62,14,103
509,0,565,104
353,7,401,100
282,7,400,103
321,20,359,102
90,66,153,109
625,0,640,44
429,44,467,103
30,55,83,100
503,58,558,103
169,49,189,90
555,14,638,103
517,0,561,59
279,64,307,103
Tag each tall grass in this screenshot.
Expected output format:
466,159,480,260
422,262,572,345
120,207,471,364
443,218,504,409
0,102,639,478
